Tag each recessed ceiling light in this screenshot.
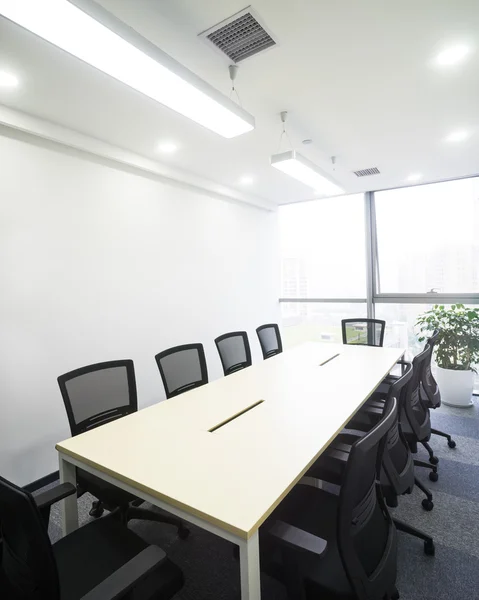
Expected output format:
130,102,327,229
436,44,471,66
0,70,19,88
446,130,470,143
0,0,255,138
157,141,178,154
407,173,423,182
239,175,254,185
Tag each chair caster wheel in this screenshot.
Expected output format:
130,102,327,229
424,540,435,556
422,498,434,511
178,526,190,540
89,506,104,518
429,471,438,482
429,456,439,465
448,440,457,449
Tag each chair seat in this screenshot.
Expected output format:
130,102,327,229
266,485,355,599
78,469,137,508
53,516,183,600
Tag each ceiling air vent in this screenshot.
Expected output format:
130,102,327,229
199,7,277,63
353,167,381,177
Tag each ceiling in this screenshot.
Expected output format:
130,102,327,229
0,0,478,205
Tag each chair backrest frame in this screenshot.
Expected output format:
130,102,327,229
256,323,283,360
421,329,441,408
401,344,432,442
215,331,252,376
381,362,415,497
337,397,398,600
57,359,138,437
0,475,60,600
155,343,208,399
341,319,386,347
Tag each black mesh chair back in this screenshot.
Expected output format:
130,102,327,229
381,363,415,498
58,360,138,436
256,324,283,360
341,318,386,347
422,329,441,409
0,475,60,600
215,331,252,376
401,344,432,442
155,343,208,399
338,396,398,599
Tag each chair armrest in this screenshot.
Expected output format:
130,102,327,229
299,476,341,496
266,520,327,557
34,483,76,510
339,428,366,439
81,546,167,600
362,406,383,416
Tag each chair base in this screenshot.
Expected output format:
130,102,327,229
394,518,435,556
421,441,439,465
431,427,457,448
414,476,434,511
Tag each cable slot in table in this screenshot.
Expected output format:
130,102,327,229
319,353,340,367
209,400,265,433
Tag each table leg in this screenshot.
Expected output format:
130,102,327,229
239,530,261,600
59,454,78,536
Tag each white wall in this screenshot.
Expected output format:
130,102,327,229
0,132,279,486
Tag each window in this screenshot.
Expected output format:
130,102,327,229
279,195,366,299
375,178,479,293
281,302,367,348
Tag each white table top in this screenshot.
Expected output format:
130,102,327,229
56,342,404,540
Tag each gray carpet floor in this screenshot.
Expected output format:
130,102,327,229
39,399,479,600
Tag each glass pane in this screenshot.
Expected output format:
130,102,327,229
375,177,479,293
375,303,479,392
279,195,366,298
281,302,367,347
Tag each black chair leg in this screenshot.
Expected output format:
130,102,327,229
89,499,105,518
414,459,438,482
421,441,439,465
394,518,435,556
415,476,434,511
431,428,457,448
389,587,400,600
127,506,190,539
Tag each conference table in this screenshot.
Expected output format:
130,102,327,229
56,341,404,600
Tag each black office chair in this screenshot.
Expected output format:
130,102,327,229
314,363,437,512
155,343,208,399
317,364,436,543
397,344,441,470
421,330,457,449
341,318,386,347
58,360,189,538
0,475,184,600
262,397,399,600
215,331,252,376
256,323,283,360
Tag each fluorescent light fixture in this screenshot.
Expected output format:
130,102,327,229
0,70,19,87
157,141,178,154
0,0,255,138
239,175,254,185
446,130,470,143
271,150,344,196
407,173,423,182
436,44,471,66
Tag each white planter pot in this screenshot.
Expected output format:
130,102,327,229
436,366,474,407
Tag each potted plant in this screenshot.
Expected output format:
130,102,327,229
416,304,479,407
